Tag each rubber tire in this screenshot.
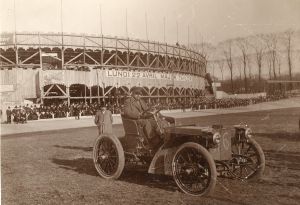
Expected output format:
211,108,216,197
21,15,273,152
172,142,217,196
245,138,265,180
93,134,125,179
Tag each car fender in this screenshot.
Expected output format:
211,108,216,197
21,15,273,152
148,145,178,176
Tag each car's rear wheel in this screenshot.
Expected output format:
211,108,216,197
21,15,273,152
172,142,217,196
231,138,265,180
93,134,125,179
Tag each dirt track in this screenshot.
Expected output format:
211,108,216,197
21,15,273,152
1,108,300,205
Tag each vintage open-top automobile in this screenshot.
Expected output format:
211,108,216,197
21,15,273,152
93,110,265,196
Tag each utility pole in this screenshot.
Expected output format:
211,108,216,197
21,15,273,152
125,9,128,38
176,21,178,43
99,4,103,35
13,0,18,66
60,0,64,41
145,12,148,41
188,24,190,48
60,0,64,69
163,17,166,42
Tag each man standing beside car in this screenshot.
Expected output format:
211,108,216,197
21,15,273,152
94,103,113,135
6,106,12,124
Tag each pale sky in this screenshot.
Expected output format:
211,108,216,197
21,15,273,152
1,0,300,45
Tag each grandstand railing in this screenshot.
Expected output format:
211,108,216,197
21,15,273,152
0,32,206,76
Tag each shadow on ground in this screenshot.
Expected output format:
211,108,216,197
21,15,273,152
119,170,177,192
51,157,178,192
51,157,99,176
53,145,93,152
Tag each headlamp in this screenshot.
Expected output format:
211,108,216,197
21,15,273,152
213,132,221,144
245,128,252,138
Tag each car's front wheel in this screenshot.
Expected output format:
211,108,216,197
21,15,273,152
231,138,265,180
93,134,125,179
172,142,217,196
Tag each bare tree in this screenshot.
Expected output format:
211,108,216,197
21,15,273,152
266,53,272,79
236,38,249,92
263,33,278,80
235,57,243,81
220,40,234,93
247,56,253,80
216,60,224,81
276,54,281,77
283,29,294,80
250,34,266,84
206,61,215,77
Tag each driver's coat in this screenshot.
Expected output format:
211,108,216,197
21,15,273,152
123,97,149,119
123,96,158,140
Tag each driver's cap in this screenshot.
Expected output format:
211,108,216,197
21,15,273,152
131,87,143,95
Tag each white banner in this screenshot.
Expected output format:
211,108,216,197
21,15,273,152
38,68,204,89
106,69,192,82
43,70,64,85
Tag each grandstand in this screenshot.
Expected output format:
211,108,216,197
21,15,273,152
0,32,210,107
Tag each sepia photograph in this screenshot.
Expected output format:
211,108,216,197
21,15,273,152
1,0,300,204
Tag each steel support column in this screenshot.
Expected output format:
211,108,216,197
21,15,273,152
89,86,92,104
84,85,87,104
97,86,100,103
14,32,18,67
66,86,70,106
83,35,86,66
38,33,43,70
102,83,105,104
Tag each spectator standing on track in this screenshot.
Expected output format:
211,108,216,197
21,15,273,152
20,109,27,123
181,101,186,112
13,107,21,124
6,106,12,124
94,103,113,135
74,105,80,120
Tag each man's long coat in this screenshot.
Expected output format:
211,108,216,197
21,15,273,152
94,110,113,135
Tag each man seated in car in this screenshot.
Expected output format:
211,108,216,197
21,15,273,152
123,87,162,148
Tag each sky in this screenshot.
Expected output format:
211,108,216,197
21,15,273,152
1,0,300,45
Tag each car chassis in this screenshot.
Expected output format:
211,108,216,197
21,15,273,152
93,111,265,196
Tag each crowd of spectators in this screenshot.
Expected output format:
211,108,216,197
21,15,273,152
4,102,121,123
4,93,287,123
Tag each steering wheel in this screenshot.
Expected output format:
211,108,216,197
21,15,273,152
141,108,161,119
150,108,162,115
